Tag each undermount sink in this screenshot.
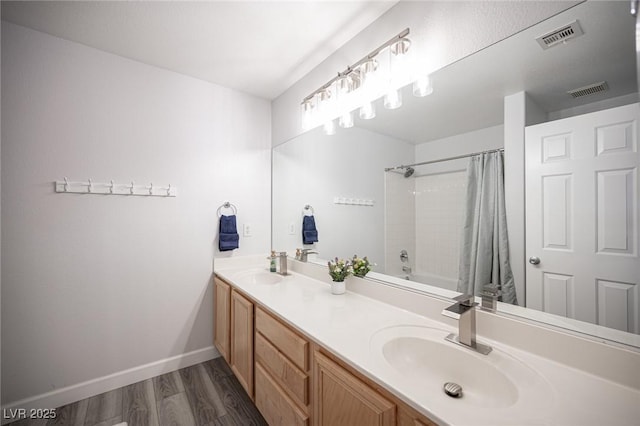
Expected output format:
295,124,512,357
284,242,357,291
370,325,552,412
232,269,284,285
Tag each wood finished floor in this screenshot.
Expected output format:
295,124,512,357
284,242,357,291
11,357,267,426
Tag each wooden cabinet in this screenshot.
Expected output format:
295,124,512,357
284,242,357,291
256,307,309,371
214,277,231,362
313,351,395,426
255,363,309,426
254,307,311,425
397,406,438,426
215,274,439,426
230,289,254,398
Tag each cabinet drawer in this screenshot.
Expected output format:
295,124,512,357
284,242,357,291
255,363,309,426
256,331,309,407
256,307,308,371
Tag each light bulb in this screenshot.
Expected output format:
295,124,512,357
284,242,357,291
413,75,433,97
360,102,376,120
389,38,411,88
359,58,383,102
323,119,336,135
301,99,314,130
339,111,354,128
317,88,333,123
384,89,402,110
360,59,378,86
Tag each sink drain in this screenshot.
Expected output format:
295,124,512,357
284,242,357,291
443,382,463,398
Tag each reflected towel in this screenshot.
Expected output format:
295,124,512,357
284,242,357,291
219,215,239,251
302,215,318,245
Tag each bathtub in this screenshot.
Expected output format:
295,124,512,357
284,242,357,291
395,271,458,291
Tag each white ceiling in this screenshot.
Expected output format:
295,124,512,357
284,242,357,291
1,1,397,100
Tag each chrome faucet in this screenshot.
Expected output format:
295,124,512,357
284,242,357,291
277,252,288,275
298,248,318,262
442,293,492,355
480,283,501,312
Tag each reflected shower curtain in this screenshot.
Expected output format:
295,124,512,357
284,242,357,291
457,151,517,305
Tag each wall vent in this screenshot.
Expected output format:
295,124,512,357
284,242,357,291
536,20,584,49
567,81,609,99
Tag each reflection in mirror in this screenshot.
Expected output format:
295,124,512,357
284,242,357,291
273,1,639,346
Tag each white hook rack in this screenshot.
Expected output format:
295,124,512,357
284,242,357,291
54,178,176,197
333,196,374,206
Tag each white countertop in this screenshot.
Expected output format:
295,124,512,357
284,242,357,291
215,258,640,426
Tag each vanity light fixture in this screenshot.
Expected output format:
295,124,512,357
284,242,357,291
301,28,433,135
413,75,433,97
324,119,336,135
360,101,376,120
301,98,314,130
384,88,402,110
339,111,354,128
384,37,411,110
337,74,356,128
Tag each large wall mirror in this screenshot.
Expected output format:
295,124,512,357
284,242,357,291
273,1,640,347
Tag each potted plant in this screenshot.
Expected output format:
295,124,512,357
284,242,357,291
351,255,372,278
327,257,352,294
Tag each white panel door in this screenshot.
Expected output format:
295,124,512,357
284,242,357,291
525,103,640,333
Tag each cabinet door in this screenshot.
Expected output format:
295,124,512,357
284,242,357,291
398,406,437,426
214,277,231,362
313,351,395,426
231,289,254,398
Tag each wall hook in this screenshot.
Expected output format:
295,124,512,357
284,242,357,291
55,178,176,197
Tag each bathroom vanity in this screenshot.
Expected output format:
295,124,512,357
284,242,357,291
214,255,640,426
214,270,433,425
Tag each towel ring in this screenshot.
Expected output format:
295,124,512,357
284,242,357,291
217,201,237,217
303,204,314,216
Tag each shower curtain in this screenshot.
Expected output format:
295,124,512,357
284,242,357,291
457,151,518,305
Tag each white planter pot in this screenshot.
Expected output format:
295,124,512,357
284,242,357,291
331,280,346,295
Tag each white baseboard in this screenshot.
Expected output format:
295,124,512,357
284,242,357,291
1,345,219,424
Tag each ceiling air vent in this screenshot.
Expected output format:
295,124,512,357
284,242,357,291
567,81,609,99
536,20,584,50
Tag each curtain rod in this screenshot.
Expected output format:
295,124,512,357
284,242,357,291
384,148,504,172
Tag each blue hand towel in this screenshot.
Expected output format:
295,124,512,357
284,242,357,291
219,215,239,251
302,215,318,245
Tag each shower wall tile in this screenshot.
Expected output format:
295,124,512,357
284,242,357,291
415,172,467,280
384,173,416,276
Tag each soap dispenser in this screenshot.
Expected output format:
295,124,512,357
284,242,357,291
269,250,277,272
